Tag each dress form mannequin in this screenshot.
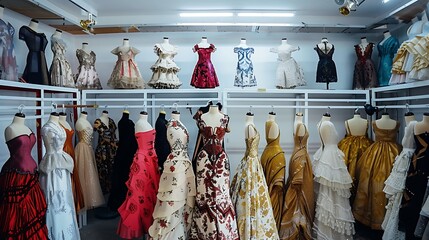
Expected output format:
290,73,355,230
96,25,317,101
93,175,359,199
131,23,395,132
4,114,32,141
28,19,39,32
294,113,305,137
117,38,139,55
99,111,109,126
267,112,279,139
244,113,256,139
0,5,5,18
53,29,62,38
81,43,91,54
171,111,180,121
75,111,91,131
360,37,369,51
379,31,391,45
414,113,429,135
160,37,175,51
319,113,332,138
59,113,71,130
318,38,333,53
201,105,224,128
237,38,248,48
404,112,416,125
376,113,397,130
346,113,368,136
135,112,153,132
49,112,60,124
197,37,210,48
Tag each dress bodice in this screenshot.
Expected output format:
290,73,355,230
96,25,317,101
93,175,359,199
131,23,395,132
315,44,335,60
265,121,281,146
2,133,37,173
274,45,299,61
354,43,374,62
196,112,229,155
76,49,96,68
378,37,400,59
77,127,93,144
154,44,177,61
51,36,67,60
372,121,400,142
94,118,117,142
293,124,309,152
194,44,215,63
62,127,74,148
403,121,417,149
18,26,48,52
135,129,156,153
245,124,260,158
234,47,254,67
114,49,136,61
318,121,339,148
167,119,189,156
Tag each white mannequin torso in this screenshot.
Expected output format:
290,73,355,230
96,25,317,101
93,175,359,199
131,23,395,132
197,38,210,48
49,114,60,124
236,39,248,48
244,115,256,139
201,105,223,128
317,38,333,53
359,37,369,51
405,114,416,125
81,43,91,54
28,20,39,32
99,112,109,126
376,114,397,130
319,115,332,139
415,115,429,135
294,114,305,137
4,116,32,141
379,31,392,46
135,113,153,132
0,6,4,19
346,114,368,136
160,38,175,52
267,113,279,139
171,112,180,121
52,30,62,39
75,113,91,131
59,115,71,130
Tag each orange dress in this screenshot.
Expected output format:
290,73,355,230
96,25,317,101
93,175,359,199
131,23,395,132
353,121,401,230
260,121,286,230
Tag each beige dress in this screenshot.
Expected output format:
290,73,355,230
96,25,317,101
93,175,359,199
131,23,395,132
107,47,144,89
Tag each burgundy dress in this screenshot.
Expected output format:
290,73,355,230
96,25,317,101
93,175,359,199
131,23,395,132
190,44,219,88
117,129,160,239
0,133,48,239
352,43,378,90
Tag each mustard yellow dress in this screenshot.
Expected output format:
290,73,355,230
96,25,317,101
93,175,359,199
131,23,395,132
338,121,372,199
280,124,314,240
260,121,286,230
231,124,279,240
353,121,401,230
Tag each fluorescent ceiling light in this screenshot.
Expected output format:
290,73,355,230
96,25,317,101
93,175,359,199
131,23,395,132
237,12,295,17
177,22,293,27
382,0,390,2
179,12,233,17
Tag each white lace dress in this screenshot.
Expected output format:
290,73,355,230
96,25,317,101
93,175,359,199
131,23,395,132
148,44,181,89
271,45,305,89
39,120,80,240
382,120,416,240
312,120,355,240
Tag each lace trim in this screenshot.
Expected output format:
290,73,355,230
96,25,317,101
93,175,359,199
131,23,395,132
314,207,355,236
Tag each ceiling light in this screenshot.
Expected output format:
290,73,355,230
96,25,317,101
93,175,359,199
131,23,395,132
177,22,293,27
338,0,365,16
382,0,390,3
237,12,295,17
179,12,233,17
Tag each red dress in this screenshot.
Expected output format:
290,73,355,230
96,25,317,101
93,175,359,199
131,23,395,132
190,44,219,88
0,133,48,240
117,129,160,239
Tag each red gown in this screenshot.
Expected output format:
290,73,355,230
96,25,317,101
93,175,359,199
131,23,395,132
117,129,160,239
0,133,48,240
190,44,219,88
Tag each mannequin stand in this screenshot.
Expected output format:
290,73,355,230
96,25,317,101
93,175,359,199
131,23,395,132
94,205,119,219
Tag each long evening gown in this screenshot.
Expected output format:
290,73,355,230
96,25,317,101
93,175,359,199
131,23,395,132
233,47,257,87
382,120,416,240
117,129,160,239
107,47,144,89
312,120,355,240
190,44,219,88
281,124,314,240
260,120,286,230
189,112,239,240
352,43,378,89
353,121,401,230
94,117,118,194
0,132,48,239
377,36,400,87
39,120,80,239
314,43,337,83
230,124,279,239
148,43,182,89
149,119,196,239
154,112,170,172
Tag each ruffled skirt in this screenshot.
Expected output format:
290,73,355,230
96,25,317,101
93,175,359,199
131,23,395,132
148,60,181,89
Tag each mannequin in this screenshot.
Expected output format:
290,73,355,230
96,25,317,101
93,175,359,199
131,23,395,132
319,113,333,140
379,31,391,45
52,29,62,38
49,112,60,124
236,38,248,48
4,113,33,141
116,38,139,54
318,37,333,53
359,37,369,51
81,42,91,54
99,110,109,126
135,111,153,132
267,112,279,139
75,111,91,131
160,37,175,51
197,37,210,48
59,112,71,130
345,113,368,136
294,112,305,137
414,113,429,135
244,112,256,139
28,19,39,32
171,111,180,121
201,105,224,128
0,5,4,19
376,113,397,130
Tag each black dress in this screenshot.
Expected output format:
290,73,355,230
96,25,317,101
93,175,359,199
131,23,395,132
107,112,137,211
314,43,337,83
19,26,50,85
154,112,170,172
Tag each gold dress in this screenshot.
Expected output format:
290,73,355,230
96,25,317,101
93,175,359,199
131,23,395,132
353,121,401,230
280,124,314,240
338,121,372,199
231,125,279,240
260,121,286,230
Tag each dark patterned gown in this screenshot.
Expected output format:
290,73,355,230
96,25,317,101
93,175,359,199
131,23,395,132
353,43,378,89
314,43,337,84
154,112,170,172
190,44,219,88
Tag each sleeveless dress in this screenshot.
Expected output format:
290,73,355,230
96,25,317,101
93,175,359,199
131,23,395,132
94,117,118,194
148,43,181,89
352,43,378,89
61,125,85,213
50,35,75,87
260,120,286,231
107,47,144,89
230,124,279,240
233,47,257,87
0,19,18,81
312,120,355,240
75,49,102,89
353,121,401,230
314,44,337,83
189,112,239,240
0,132,48,239
399,128,429,238
377,36,400,87
338,121,372,200
149,119,196,239
39,120,80,239
382,120,416,240
117,129,160,239
75,126,105,209
272,45,305,89
154,112,170,172
281,124,314,240
190,44,219,88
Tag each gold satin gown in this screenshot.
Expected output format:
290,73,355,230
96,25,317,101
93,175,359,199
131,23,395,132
260,120,286,230
280,124,314,240
353,121,401,230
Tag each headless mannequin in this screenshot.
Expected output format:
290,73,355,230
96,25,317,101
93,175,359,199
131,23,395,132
160,37,175,52
171,112,180,121
270,38,300,53
49,112,60,124
81,43,91,54
75,112,92,132
115,38,140,55
53,29,62,38
267,112,279,139
59,113,72,130
414,113,429,135
28,19,39,32
359,37,369,51
319,114,332,138
197,37,211,49
0,6,5,19
376,113,397,130
244,113,256,139
135,112,153,132
201,105,224,128
404,113,416,125
379,31,392,45
236,38,248,48
294,113,305,137
346,113,368,136
318,38,333,53
99,111,109,126
5,114,33,141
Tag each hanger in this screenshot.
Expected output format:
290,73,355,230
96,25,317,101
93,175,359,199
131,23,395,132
323,106,331,117
404,103,414,116
354,107,360,115
59,104,66,116
160,104,166,114
172,102,180,114
269,105,276,115
123,105,129,114
102,105,109,114
246,105,254,116
15,104,25,118
140,105,148,115
382,105,389,115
